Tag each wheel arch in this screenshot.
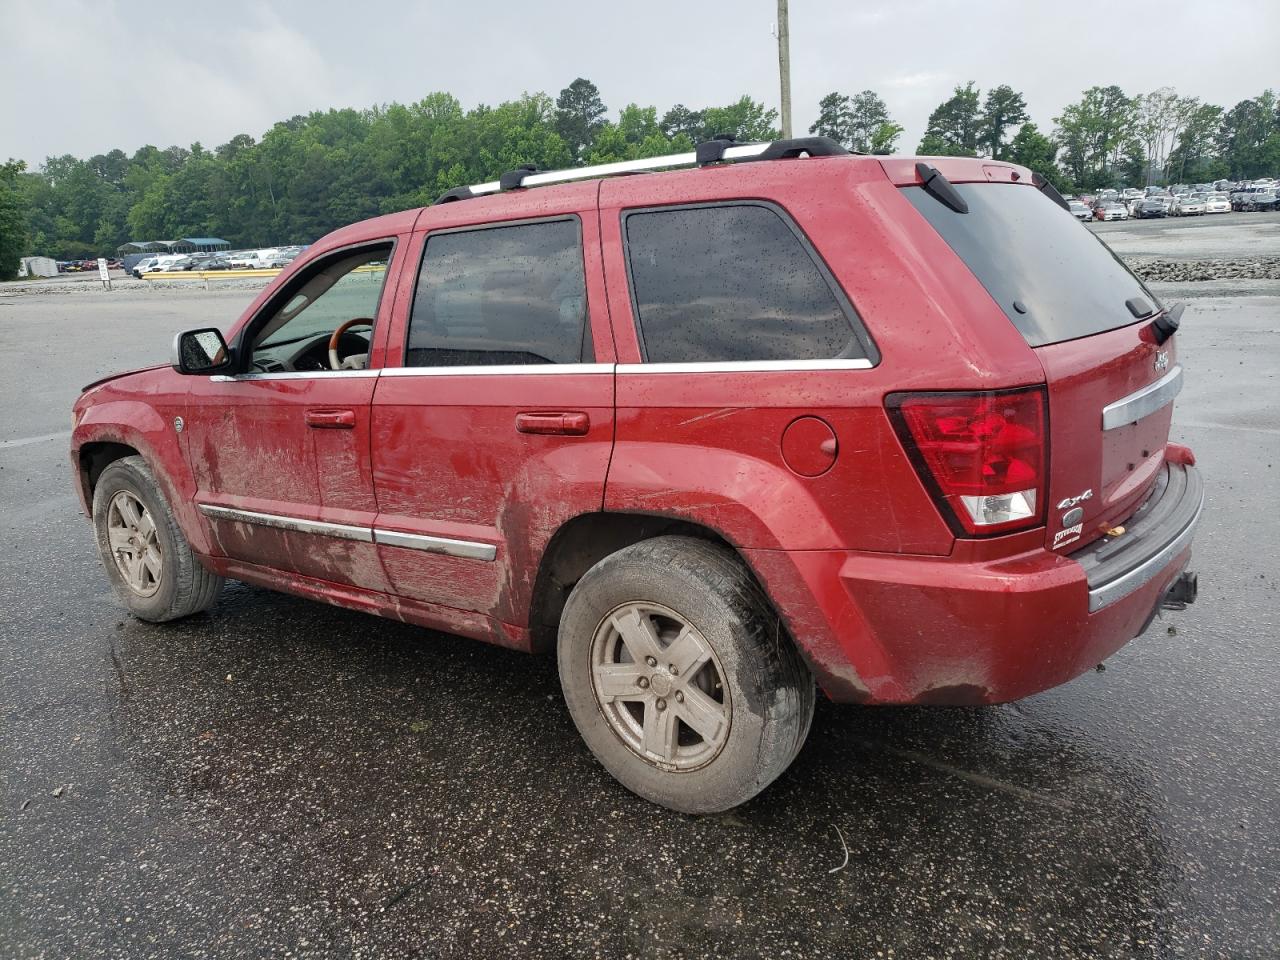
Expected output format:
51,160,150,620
528,510,801,659
77,440,141,507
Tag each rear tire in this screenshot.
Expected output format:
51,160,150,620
557,536,814,813
92,456,224,622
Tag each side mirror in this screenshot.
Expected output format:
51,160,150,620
172,328,232,375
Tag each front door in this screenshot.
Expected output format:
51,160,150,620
371,187,615,636
185,241,400,591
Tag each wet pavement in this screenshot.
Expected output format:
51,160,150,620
1,278,1278,958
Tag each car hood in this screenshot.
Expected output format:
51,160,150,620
81,362,168,394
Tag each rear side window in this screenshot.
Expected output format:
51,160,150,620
903,183,1159,348
406,218,590,366
624,203,867,363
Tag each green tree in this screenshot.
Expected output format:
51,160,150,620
1007,123,1069,191
700,96,779,142
1167,103,1225,183
868,121,903,154
0,160,28,280
555,78,607,161
918,82,981,156
810,92,852,145
980,85,1029,159
659,104,705,141
1215,91,1279,179
1053,85,1138,188
847,91,891,152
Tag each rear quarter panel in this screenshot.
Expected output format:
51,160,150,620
598,156,1047,554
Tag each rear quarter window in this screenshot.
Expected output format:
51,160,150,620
903,183,1160,347
623,202,870,364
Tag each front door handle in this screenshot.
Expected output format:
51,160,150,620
305,408,356,429
515,412,590,436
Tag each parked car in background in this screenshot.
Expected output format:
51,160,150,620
1172,197,1205,216
196,256,232,271
69,141,1203,813
130,256,160,278
1094,201,1128,221
1069,200,1093,222
1245,190,1278,211
1204,194,1231,214
1134,199,1168,219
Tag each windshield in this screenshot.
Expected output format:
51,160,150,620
902,182,1159,348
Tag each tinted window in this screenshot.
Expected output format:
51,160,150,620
624,204,863,363
406,219,589,366
903,183,1159,347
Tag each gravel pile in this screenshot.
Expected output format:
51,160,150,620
0,276,272,298
1126,257,1280,282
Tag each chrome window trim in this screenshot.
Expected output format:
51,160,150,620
209,369,382,382
1101,365,1183,430
196,503,497,561
1087,486,1203,611
617,358,874,374
373,529,497,561
198,503,373,542
382,363,612,377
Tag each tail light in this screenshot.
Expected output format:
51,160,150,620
886,387,1048,536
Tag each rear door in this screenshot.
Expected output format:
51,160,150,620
901,178,1180,553
370,185,615,631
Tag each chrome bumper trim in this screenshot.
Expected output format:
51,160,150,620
1101,365,1183,431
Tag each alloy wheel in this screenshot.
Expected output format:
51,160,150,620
106,490,162,597
590,602,731,771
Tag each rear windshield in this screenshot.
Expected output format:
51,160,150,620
903,182,1159,347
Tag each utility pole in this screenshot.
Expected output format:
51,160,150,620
776,0,792,138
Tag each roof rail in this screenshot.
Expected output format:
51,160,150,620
434,136,849,204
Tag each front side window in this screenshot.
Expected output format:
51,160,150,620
624,203,865,364
405,218,590,367
250,245,391,371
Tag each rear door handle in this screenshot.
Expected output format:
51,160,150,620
515,412,590,436
305,408,356,429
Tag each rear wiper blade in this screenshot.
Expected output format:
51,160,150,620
915,162,968,214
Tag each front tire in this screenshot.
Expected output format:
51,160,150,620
557,536,814,813
92,456,224,622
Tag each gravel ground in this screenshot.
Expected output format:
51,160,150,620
1,214,1278,958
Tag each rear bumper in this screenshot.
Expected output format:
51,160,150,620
1073,462,1203,611
744,462,1203,706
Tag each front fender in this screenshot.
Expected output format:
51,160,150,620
71,399,213,555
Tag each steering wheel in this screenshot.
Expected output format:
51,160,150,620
328,318,374,370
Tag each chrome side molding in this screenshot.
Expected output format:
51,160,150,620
197,503,496,561
198,503,373,542
1101,365,1183,431
373,528,497,561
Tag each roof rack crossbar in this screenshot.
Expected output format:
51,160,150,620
433,136,848,204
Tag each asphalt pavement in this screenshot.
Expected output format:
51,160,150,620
1,221,1278,958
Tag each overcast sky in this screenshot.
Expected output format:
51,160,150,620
3,0,1278,167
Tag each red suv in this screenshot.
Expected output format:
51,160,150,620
71,138,1202,812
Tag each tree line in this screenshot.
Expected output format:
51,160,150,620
1,78,1278,277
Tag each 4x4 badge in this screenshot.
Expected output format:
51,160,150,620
1154,351,1169,372
1056,489,1092,510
